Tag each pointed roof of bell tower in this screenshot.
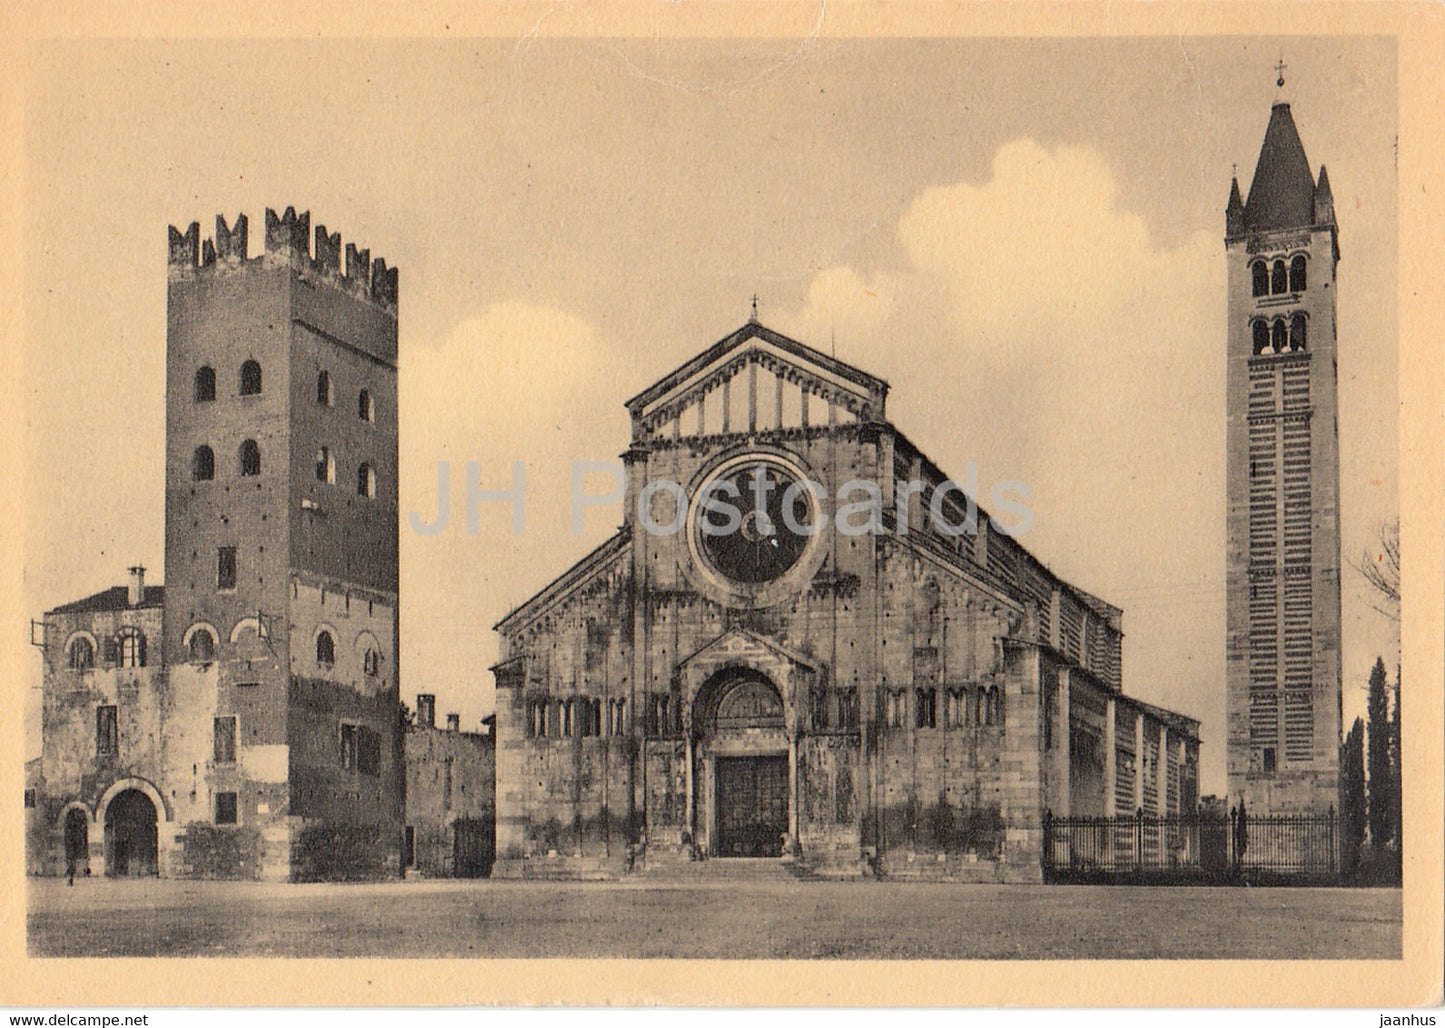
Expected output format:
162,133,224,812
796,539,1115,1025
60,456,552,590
1243,102,1318,233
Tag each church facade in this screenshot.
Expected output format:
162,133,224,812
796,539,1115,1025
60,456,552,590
493,321,1201,882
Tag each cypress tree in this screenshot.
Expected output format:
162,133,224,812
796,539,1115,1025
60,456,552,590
1340,718,1366,870
1366,656,1392,848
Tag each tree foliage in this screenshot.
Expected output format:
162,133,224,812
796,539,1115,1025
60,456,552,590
1353,520,1400,621
1340,717,1366,869
1366,656,1393,848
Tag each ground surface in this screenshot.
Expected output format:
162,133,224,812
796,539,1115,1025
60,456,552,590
27,877,1401,959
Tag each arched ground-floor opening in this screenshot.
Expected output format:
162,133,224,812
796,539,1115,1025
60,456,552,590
692,668,793,858
104,789,158,877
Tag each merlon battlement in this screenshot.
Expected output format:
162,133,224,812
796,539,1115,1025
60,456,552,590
167,207,398,313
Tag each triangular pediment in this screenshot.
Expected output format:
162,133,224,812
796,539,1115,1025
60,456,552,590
676,627,817,674
626,322,888,441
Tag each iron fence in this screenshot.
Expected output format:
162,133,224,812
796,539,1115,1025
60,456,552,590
1043,807,1337,883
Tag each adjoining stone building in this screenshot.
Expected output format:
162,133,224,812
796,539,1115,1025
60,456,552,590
1224,100,1343,814
404,695,496,877
492,320,1201,882
30,208,405,880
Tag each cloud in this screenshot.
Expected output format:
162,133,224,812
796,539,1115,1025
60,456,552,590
786,138,1227,760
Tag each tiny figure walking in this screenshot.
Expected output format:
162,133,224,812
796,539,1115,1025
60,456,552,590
65,858,75,887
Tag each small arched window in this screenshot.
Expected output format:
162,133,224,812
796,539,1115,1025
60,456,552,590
358,463,376,498
316,630,335,667
192,445,215,481
1251,261,1269,298
1271,260,1287,295
239,360,262,396
317,370,332,406
1289,255,1307,292
117,627,146,668
1271,320,1288,353
1290,314,1308,352
315,447,335,484
239,439,261,477
68,636,94,671
362,647,381,677
188,626,216,663
195,366,216,402
1252,320,1270,356
358,389,374,423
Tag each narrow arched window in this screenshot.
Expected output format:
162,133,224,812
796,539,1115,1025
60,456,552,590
239,439,261,477
358,463,376,498
192,445,215,481
363,647,380,677
68,636,94,671
358,389,374,423
195,366,216,402
239,360,262,396
117,627,146,668
317,370,332,406
315,446,334,484
188,627,216,663
1252,320,1270,356
316,630,335,667
1290,314,1307,352
1270,260,1287,294
1289,255,1307,292
1271,320,1288,353
1251,261,1268,298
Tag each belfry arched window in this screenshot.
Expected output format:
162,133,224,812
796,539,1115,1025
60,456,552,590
1289,255,1307,292
1251,261,1269,298
1271,260,1287,295
317,370,332,406
192,445,215,481
1252,320,1270,356
239,439,261,477
239,360,262,396
358,463,376,498
358,389,374,423
1271,319,1288,353
1290,314,1308,352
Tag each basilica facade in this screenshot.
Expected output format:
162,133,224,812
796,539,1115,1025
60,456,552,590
493,321,1200,882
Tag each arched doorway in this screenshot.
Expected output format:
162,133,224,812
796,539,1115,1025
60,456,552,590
63,808,89,874
696,670,790,858
104,789,158,877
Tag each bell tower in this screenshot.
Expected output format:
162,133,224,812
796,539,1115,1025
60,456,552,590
1224,96,1343,813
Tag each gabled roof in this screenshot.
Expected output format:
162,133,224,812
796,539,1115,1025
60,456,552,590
493,529,631,634
624,321,888,416
48,585,164,615
1244,103,1318,233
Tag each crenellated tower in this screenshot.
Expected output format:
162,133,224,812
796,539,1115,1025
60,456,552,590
164,207,402,878
1224,102,1343,814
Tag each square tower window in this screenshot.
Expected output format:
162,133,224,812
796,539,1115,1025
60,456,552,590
96,705,118,756
217,547,237,591
215,792,238,824
213,716,237,764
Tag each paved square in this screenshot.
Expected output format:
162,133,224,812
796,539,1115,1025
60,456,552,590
27,878,1401,959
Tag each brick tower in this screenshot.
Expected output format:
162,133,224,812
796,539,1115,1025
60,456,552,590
1224,101,1344,813
163,208,402,878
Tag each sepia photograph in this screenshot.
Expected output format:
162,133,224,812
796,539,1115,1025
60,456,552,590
3,1,1441,1011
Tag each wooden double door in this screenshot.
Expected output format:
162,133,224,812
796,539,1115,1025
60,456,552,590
714,755,788,857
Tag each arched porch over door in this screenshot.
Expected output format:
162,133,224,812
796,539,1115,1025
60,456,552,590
691,668,791,858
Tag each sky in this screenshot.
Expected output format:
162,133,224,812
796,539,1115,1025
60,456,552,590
21,35,1399,793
